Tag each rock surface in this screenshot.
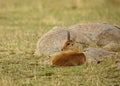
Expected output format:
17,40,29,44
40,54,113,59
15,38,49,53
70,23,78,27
83,48,115,61
103,42,120,52
35,27,68,55
35,23,120,60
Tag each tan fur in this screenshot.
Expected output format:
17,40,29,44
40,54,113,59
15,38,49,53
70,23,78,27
51,31,86,66
52,51,86,66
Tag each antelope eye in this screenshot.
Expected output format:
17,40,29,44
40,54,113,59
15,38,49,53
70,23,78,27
67,43,70,45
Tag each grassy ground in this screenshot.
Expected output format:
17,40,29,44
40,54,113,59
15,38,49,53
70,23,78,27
0,0,120,86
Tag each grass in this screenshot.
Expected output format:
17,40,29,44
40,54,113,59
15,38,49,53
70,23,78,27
0,0,120,86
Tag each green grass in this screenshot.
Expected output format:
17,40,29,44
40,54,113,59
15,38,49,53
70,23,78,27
0,0,120,86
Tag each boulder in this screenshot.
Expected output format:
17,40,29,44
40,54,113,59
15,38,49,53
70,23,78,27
96,27,120,46
103,42,120,52
35,23,120,56
83,48,115,62
35,27,68,55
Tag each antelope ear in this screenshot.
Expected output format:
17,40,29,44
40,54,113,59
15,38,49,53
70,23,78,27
67,31,70,41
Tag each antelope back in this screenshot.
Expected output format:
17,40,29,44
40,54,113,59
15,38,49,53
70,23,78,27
61,31,80,52
51,52,86,66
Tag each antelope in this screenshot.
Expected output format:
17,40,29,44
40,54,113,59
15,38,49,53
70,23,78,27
51,31,86,66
